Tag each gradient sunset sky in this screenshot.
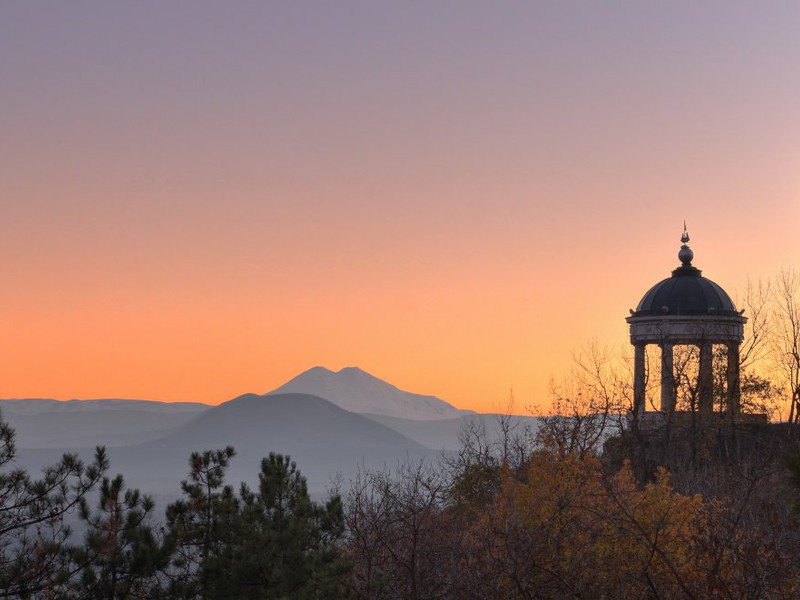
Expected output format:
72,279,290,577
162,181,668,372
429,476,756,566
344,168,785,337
2,2,799,412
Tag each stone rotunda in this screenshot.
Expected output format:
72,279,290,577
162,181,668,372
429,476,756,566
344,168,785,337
626,225,746,421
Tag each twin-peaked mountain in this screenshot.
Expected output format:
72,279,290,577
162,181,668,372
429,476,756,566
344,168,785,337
268,366,473,420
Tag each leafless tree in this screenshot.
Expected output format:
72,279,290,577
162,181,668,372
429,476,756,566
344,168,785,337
535,340,632,458
771,269,800,424
344,461,451,600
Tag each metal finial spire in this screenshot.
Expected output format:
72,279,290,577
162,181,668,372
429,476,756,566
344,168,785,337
678,220,693,266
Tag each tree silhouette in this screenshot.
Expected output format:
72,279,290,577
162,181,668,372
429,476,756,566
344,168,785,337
0,412,107,598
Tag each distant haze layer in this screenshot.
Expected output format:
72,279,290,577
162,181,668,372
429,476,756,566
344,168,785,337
4,369,541,498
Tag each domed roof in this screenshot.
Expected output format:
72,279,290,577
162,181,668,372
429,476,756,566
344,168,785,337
633,226,738,317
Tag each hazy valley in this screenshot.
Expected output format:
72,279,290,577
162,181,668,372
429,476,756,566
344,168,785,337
2,367,540,501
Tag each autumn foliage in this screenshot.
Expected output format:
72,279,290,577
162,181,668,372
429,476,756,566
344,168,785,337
345,445,800,599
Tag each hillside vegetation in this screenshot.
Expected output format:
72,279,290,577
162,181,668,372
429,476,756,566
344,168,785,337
1,407,800,599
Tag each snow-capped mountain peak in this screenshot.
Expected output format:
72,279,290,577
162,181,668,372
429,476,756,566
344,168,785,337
267,366,470,420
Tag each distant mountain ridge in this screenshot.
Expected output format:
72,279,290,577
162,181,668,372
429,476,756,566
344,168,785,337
362,412,541,451
0,399,209,449
268,366,472,420
0,398,208,415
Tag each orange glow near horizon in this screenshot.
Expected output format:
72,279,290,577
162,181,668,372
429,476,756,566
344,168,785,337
1,4,799,413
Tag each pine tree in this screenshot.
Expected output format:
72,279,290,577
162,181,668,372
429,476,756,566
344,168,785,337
218,453,350,599
163,447,238,599
0,411,107,597
70,474,164,599
165,450,350,599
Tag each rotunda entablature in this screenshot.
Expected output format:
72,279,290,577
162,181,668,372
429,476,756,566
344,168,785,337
626,314,746,345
